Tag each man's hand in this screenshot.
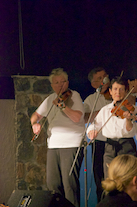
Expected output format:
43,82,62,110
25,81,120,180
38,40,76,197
53,97,66,109
123,111,137,121
53,97,61,106
32,123,41,135
123,111,134,131
88,130,98,140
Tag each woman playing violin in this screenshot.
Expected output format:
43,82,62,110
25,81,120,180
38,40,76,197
87,76,137,180
30,68,85,207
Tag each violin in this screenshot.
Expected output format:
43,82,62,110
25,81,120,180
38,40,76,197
59,89,72,102
111,99,135,119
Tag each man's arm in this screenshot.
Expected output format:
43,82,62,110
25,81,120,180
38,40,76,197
123,111,133,131
31,111,43,125
53,91,84,123
87,129,98,140
30,112,43,135
62,107,83,123
53,98,83,123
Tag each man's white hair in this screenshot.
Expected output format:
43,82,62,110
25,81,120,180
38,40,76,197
49,68,68,83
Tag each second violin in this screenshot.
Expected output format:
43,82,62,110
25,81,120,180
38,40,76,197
111,99,135,119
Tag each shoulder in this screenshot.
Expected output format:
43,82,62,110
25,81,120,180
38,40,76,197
96,191,133,207
129,201,137,207
70,90,82,98
70,90,79,95
46,92,56,100
84,92,96,102
39,93,56,105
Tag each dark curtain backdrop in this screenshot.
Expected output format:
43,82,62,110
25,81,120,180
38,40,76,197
0,0,137,99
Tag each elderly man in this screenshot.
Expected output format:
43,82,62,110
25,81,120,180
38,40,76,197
31,68,85,207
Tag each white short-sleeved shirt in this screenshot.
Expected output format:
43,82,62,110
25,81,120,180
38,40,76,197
36,90,85,148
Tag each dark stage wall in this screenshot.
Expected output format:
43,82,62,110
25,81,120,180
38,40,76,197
0,0,137,100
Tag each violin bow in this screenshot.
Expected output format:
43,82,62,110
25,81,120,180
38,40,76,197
31,83,66,142
31,104,54,142
120,70,124,78
87,86,135,146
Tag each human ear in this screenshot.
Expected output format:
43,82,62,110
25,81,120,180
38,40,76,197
91,81,96,89
132,176,137,187
109,88,112,96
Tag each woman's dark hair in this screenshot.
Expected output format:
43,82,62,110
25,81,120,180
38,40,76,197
110,76,129,91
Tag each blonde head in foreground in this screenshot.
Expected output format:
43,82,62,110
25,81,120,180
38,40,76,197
102,154,137,201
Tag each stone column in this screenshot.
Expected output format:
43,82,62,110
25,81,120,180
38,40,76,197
12,75,53,190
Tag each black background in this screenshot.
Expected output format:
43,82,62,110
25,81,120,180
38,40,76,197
0,0,137,100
